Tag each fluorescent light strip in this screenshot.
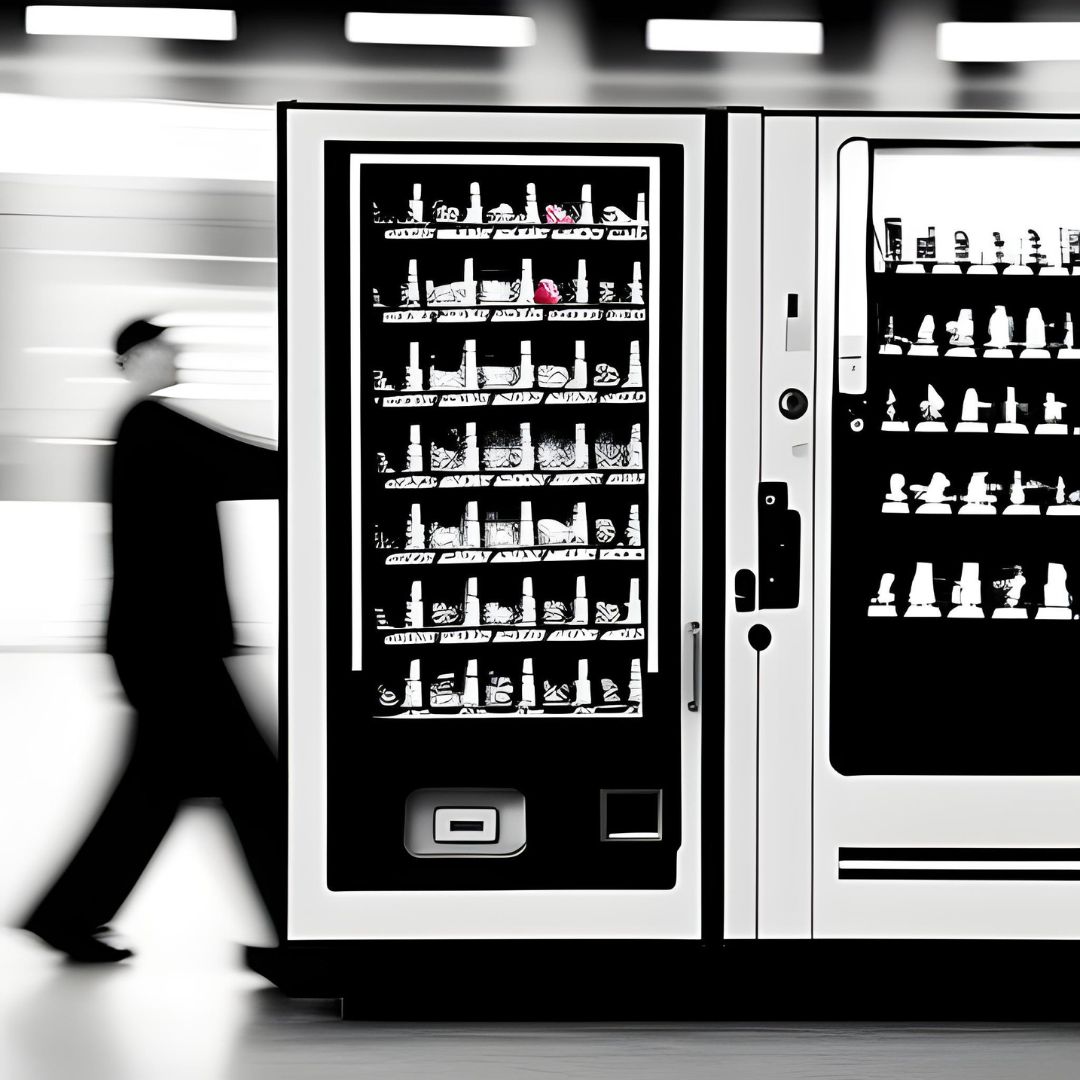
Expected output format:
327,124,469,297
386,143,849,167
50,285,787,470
25,6,236,40
646,18,822,54
345,11,535,48
938,22,1080,62
13,249,275,263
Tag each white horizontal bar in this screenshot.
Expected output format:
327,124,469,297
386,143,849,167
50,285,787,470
0,93,273,181
155,310,274,327
841,860,1080,871
25,346,113,356
345,11,535,48
157,383,272,400
31,437,116,446
939,22,1080,62
12,249,275,262
646,18,822,54
26,6,236,40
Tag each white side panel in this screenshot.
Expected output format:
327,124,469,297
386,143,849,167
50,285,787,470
286,108,705,941
815,114,1080,940
724,111,762,939
757,114,815,939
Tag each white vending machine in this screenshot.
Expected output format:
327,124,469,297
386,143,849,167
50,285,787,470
280,103,1080,1015
728,108,1080,950
280,104,710,1010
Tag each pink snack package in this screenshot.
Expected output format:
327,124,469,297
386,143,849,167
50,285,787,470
533,279,561,305
545,204,575,225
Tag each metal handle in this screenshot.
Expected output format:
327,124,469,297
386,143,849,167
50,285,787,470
688,621,701,712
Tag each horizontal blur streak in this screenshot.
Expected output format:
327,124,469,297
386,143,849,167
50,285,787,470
0,95,273,181
0,500,276,648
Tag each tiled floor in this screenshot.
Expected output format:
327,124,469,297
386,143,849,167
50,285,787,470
4,654,1080,1079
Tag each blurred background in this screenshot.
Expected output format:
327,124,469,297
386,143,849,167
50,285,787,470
4,0,1080,961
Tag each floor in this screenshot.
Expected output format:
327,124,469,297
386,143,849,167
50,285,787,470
3,934,1080,1080
4,654,1080,1078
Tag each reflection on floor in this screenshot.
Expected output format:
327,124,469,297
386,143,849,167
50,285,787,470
4,654,1080,1078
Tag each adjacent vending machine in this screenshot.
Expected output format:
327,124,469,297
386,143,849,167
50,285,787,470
727,109,1080,948
280,104,710,1004
282,104,1080,1011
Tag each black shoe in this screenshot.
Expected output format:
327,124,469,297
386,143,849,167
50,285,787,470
244,944,287,984
23,922,134,963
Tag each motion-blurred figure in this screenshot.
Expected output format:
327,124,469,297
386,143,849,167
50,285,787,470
21,319,282,962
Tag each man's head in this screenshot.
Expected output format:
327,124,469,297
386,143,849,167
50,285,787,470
114,319,178,394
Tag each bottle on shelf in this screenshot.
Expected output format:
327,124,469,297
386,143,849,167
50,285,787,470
995,387,1029,435
906,562,940,618
882,473,909,514
1035,392,1069,435
991,565,1027,620
881,389,909,432
1035,563,1072,621
956,388,991,433
405,341,423,391
1003,470,1039,516
959,472,998,515
914,385,947,433
579,184,594,225
867,572,897,617
625,341,643,388
407,580,423,628
948,563,984,620
408,183,424,223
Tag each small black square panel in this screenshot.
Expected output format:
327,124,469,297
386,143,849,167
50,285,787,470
601,789,661,841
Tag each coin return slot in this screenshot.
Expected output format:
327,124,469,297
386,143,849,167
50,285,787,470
601,789,662,841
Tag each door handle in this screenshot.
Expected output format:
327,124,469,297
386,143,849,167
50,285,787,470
688,621,701,712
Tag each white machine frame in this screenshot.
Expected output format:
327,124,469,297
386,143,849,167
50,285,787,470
284,107,706,941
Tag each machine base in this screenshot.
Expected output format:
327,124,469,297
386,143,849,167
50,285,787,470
256,940,1080,1020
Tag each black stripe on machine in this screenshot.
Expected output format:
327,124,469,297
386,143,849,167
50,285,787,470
838,848,1080,881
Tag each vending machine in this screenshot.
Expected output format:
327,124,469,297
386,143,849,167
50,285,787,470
281,104,1080,1013
727,109,1080,950
279,104,711,1007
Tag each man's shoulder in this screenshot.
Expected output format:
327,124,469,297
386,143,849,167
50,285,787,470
115,397,204,448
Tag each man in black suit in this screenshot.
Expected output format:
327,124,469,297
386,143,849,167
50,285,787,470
22,319,283,962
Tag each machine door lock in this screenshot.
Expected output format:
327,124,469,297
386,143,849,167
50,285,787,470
735,482,801,611
758,482,800,609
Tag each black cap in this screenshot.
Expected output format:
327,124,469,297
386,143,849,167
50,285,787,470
115,319,166,358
